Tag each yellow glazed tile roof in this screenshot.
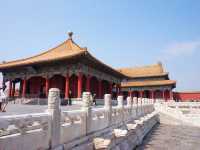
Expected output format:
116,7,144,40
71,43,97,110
0,39,86,69
121,80,176,87
117,63,168,78
0,34,126,78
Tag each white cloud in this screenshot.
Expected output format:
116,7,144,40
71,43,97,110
162,40,200,60
159,40,200,91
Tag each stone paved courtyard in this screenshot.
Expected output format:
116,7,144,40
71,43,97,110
136,123,200,150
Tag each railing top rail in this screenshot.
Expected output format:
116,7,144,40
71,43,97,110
0,112,49,119
166,102,200,106
62,110,85,117
92,107,105,112
112,106,120,109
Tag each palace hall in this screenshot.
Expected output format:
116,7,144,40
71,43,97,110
0,33,125,100
0,33,176,102
118,63,176,101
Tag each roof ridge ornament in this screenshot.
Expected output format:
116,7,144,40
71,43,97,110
157,61,164,72
68,31,73,40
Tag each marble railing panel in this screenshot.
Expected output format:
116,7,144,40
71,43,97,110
0,113,50,137
61,110,86,143
111,107,123,125
0,113,50,150
88,108,108,133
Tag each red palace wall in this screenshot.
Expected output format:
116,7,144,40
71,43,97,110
173,92,200,102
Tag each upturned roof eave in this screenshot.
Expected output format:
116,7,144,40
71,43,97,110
121,80,176,88
85,52,128,79
0,51,127,80
126,72,169,79
0,51,86,71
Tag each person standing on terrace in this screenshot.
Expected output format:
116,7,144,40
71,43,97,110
0,85,7,112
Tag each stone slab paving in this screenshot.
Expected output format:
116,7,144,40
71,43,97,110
136,123,200,150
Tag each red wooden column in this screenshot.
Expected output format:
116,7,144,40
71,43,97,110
150,90,154,99
151,90,155,103
128,90,132,97
22,78,27,98
19,80,23,97
132,91,135,97
12,82,15,97
150,90,152,98
139,90,144,98
86,75,91,92
119,85,121,95
8,80,12,98
77,72,83,98
45,77,50,98
109,82,113,95
65,73,69,99
162,90,165,101
170,90,173,100
98,79,102,99
117,84,121,96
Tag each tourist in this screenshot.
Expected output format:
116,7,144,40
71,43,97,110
0,85,7,112
68,90,72,105
0,89,2,111
93,93,96,106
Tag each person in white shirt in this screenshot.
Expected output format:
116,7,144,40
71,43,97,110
0,85,7,112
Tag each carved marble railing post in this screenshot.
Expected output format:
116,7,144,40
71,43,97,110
104,94,112,125
133,97,138,106
148,98,151,104
137,97,142,117
127,96,132,108
133,97,138,118
142,98,146,115
151,98,153,104
48,88,61,149
127,96,132,111
146,98,149,113
140,98,143,116
82,92,92,134
145,98,148,104
117,96,124,108
146,98,149,114
117,95,124,123
149,98,151,104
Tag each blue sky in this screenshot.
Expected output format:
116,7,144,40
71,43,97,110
0,0,200,91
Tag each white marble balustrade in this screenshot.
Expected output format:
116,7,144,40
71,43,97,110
0,89,156,150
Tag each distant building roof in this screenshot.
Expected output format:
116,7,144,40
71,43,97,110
117,62,168,78
121,80,176,87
